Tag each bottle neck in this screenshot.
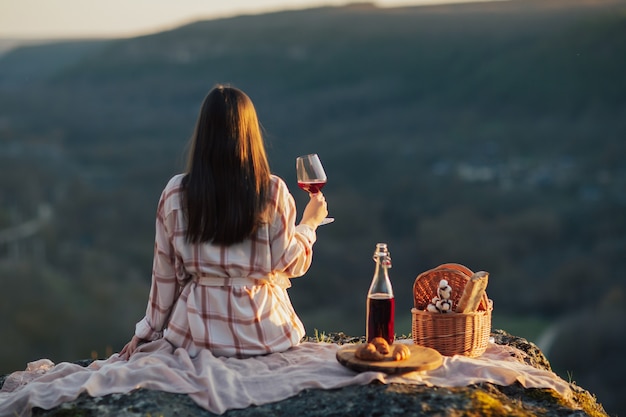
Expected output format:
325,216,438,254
368,255,394,297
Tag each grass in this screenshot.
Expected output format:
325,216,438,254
313,329,331,343
307,313,553,344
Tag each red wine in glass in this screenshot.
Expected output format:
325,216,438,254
295,154,334,224
297,180,326,194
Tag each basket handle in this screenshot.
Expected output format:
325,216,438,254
434,263,473,276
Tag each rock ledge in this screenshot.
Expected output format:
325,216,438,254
2,330,608,417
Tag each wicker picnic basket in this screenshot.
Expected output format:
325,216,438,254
411,263,493,357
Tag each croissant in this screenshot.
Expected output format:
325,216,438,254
354,343,385,361
355,341,412,362
392,344,411,361
370,337,390,355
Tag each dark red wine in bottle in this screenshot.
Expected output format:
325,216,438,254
366,293,395,344
366,243,395,344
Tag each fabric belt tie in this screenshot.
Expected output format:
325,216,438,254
194,277,262,287
193,273,291,289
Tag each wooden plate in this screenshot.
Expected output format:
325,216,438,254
336,343,443,374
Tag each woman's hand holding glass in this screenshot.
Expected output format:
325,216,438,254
296,154,334,226
300,192,328,229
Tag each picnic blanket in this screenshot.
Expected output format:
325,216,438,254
0,340,574,417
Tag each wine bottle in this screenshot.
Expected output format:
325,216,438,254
366,242,395,344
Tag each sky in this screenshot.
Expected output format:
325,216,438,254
0,0,503,39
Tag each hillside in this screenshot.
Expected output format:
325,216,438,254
0,0,625,414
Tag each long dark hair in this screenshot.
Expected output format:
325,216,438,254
182,85,271,245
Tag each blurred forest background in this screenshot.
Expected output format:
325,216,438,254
1,0,625,414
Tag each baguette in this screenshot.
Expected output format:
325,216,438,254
455,271,489,313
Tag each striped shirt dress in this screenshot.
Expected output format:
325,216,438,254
134,173,317,358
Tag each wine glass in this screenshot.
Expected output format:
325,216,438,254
296,153,334,225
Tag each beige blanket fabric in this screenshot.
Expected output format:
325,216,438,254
1,340,574,417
